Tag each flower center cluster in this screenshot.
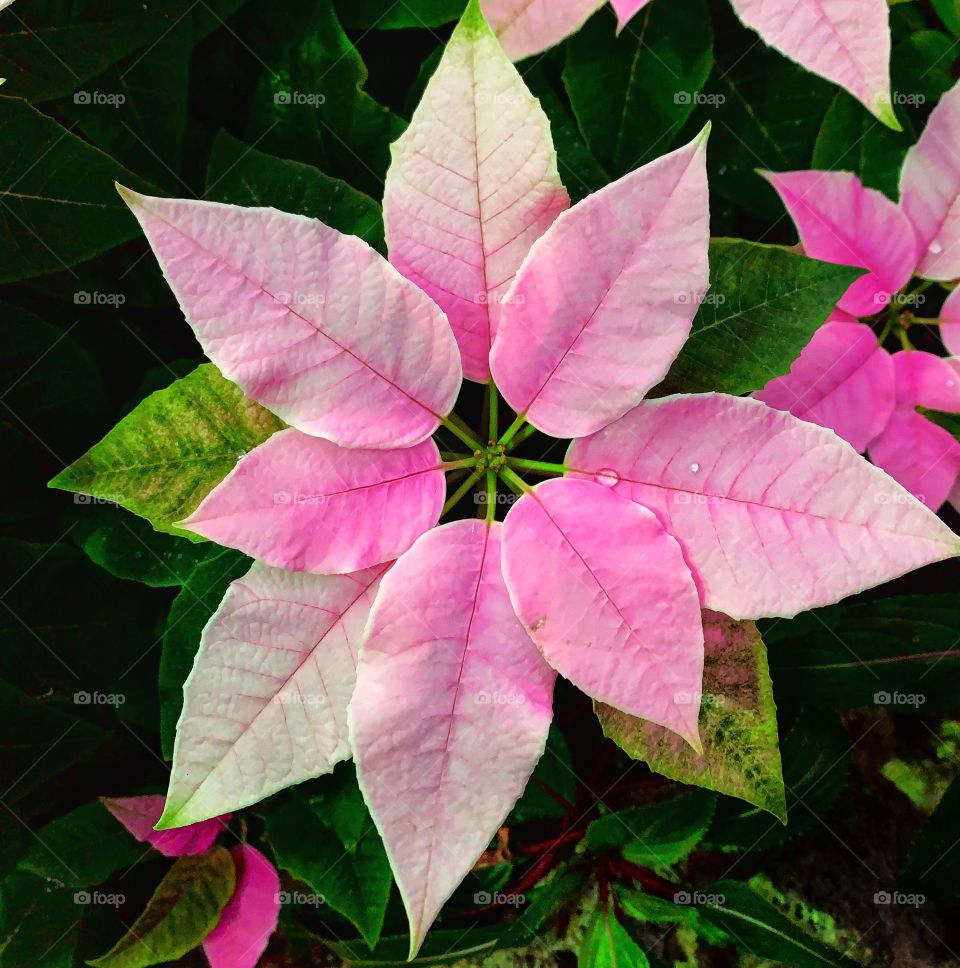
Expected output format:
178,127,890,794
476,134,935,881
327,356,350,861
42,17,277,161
476,443,507,472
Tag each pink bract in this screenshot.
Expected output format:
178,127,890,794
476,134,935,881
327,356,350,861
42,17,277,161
202,845,280,968
119,5,958,955
102,795,229,856
754,317,895,452
760,170,917,317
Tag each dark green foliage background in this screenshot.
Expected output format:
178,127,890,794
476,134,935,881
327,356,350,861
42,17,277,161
2,0,960,965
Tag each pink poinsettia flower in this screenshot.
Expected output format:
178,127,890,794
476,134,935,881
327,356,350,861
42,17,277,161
758,83,960,510
116,4,957,956
481,0,897,128
104,796,280,968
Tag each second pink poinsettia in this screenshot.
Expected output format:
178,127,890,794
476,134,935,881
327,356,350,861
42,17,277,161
112,3,959,957
758,80,960,511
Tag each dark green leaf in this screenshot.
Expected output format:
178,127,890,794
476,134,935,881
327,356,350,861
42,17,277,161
0,871,80,967
159,547,250,758
598,614,786,821
0,539,162,730
335,0,462,29
563,2,712,177
49,364,284,539
931,0,960,36
18,801,143,889
812,92,911,200
658,240,863,396
1,303,108,523
89,848,236,968
70,504,211,587
60,21,192,190
266,796,392,947
900,775,960,898
205,130,384,252
525,64,609,202
586,790,715,867
0,96,155,281
765,595,960,712
246,0,405,197
694,2,834,222
697,880,858,967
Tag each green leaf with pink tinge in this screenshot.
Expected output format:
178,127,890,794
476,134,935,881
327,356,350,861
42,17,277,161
596,611,787,820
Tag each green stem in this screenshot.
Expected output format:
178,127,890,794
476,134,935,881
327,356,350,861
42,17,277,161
498,413,527,447
442,469,484,516
908,317,943,325
440,416,482,451
897,327,914,351
488,381,499,445
506,456,568,476
505,423,540,451
485,470,497,523
442,457,480,471
500,466,532,495
440,450,475,462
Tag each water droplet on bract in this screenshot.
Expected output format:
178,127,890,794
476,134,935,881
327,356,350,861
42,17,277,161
594,468,619,487
690,462,700,473
929,240,944,255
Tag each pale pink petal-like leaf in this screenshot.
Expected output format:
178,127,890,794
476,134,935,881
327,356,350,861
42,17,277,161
159,561,385,828
760,170,917,317
729,0,897,128
350,520,555,958
181,429,444,574
117,188,461,449
869,410,960,510
384,0,568,382
480,0,607,60
890,349,960,411
203,845,280,968
102,796,228,856
490,128,710,439
900,80,960,279
754,318,895,451
938,285,960,356
566,394,960,619
501,478,703,746
610,0,652,29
